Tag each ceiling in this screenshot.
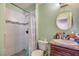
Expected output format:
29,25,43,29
12,3,79,13
13,3,35,12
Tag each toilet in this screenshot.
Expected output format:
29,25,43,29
31,40,48,56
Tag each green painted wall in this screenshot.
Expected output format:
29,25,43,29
38,3,79,41
25,4,35,12
0,4,6,55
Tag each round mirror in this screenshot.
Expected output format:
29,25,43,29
56,12,73,30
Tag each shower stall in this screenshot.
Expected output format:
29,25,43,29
0,3,37,56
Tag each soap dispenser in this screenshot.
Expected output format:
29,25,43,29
62,32,66,39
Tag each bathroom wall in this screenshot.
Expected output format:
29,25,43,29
38,3,79,41
0,4,5,55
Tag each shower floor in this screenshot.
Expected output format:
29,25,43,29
12,49,28,56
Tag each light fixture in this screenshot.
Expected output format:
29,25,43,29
59,3,68,8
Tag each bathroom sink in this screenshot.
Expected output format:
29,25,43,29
50,39,78,45
50,39,79,50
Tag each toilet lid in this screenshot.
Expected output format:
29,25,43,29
31,50,44,56
38,40,48,43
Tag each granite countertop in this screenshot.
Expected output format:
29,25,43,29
50,39,79,50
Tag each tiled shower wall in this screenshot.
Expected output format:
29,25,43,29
5,4,30,55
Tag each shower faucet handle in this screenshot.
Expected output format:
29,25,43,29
26,30,29,34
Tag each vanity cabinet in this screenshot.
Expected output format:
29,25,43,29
50,44,79,56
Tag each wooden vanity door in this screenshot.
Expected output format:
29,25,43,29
50,44,79,56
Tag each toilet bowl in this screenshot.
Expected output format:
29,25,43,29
38,40,48,51
31,40,48,56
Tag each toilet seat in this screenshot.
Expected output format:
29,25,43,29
31,50,44,56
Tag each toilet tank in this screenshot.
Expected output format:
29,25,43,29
38,40,48,51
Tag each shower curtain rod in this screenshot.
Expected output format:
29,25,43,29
10,3,31,13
